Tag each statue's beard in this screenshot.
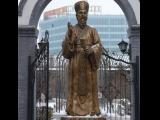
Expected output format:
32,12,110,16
78,18,87,28
79,22,86,28
78,20,87,29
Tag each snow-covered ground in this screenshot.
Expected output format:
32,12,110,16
51,105,130,120
37,98,131,120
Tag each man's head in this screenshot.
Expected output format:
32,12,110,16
74,1,89,29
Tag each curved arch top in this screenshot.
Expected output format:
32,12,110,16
114,0,137,27
29,0,138,28
18,0,27,16
29,0,52,28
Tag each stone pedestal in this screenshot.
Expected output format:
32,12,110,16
61,116,106,120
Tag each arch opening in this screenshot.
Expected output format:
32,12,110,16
29,0,137,28
30,1,136,118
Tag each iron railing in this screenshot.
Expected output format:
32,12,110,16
48,47,137,120
28,30,50,120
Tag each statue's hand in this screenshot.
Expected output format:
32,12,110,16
84,46,93,56
67,22,77,45
68,22,73,38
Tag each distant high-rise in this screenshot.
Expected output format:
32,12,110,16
38,5,128,56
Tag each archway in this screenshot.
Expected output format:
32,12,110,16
30,0,139,113
19,0,139,120
29,0,140,61
29,0,137,28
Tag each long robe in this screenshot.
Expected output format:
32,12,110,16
62,24,102,116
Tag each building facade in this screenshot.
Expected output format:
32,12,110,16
38,6,128,56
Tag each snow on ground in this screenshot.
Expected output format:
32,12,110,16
51,108,130,120
47,99,131,120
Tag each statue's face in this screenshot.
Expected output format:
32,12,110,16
76,9,88,29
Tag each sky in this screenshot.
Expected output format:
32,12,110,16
18,0,124,17
18,0,124,21
31,0,124,40
18,0,124,33
39,0,124,20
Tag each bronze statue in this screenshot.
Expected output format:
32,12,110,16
62,1,102,116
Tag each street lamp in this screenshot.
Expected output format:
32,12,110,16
118,39,131,60
36,30,49,58
118,39,128,54
38,30,49,50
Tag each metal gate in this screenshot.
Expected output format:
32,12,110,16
28,30,50,120
99,47,139,120
49,47,139,120
98,48,132,120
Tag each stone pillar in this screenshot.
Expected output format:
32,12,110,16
128,24,140,120
18,25,38,120
128,24,140,62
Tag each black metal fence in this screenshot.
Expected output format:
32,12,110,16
98,49,132,119
49,51,68,113
28,32,139,120
48,47,134,120
28,30,50,120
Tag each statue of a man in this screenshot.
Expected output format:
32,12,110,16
62,1,102,116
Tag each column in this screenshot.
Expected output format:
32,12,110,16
128,24,140,120
128,24,140,62
18,25,38,120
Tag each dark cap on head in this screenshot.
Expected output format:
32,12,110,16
74,1,89,12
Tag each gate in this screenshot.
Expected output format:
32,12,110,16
28,30,50,120
98,47,139,120
98,48,132,119
50,51,68,114
50,47,139,120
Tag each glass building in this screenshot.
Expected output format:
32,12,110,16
38,6,128,56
